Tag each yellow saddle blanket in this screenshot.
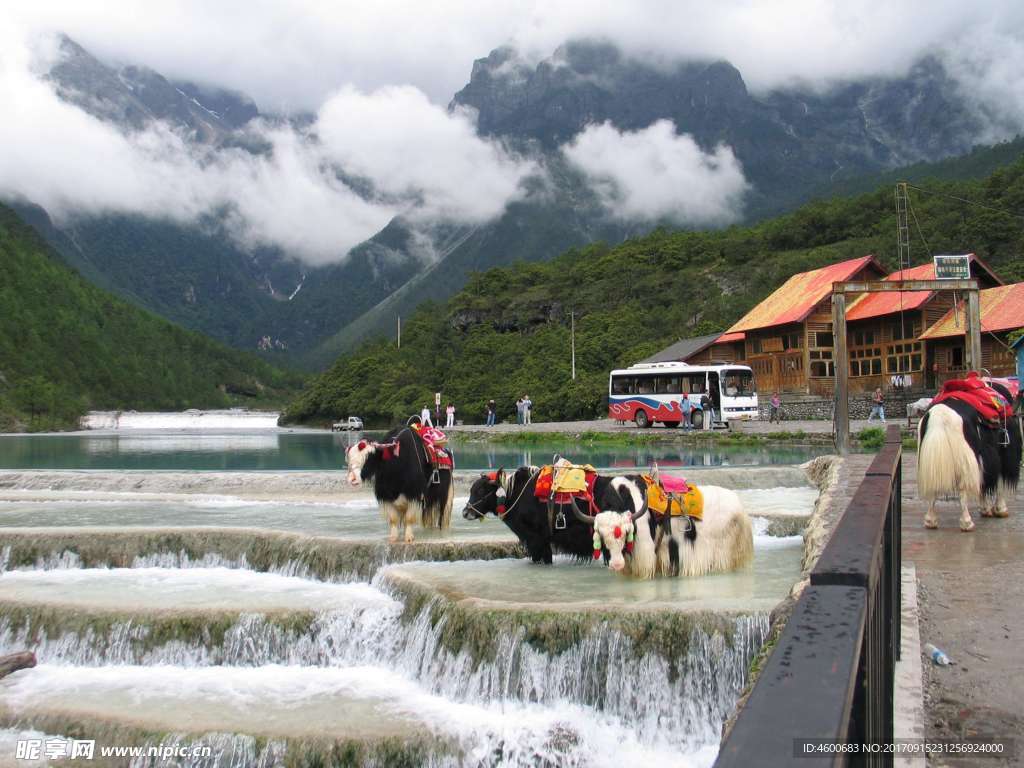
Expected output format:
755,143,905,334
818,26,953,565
536,459,597,496
643,476,704,521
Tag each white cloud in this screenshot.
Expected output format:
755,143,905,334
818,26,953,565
315,86,535,224
0,24,534,265
563,120,748,225
8,1,1024,109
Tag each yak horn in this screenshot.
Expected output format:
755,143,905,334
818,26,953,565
630,485,649,522
571,496,596,524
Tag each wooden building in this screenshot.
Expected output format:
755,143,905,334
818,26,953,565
724,255,887,395
841,255,1003,392
919,281,1024,383
646,254,1019,396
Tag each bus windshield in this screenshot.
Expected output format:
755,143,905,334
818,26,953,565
721,369,756,397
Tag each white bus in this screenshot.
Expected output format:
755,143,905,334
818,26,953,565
608,362,758,428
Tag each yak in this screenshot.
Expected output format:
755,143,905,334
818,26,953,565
346,426,453,543
462,467,646,564
572,475,753,578
918,380,1022,531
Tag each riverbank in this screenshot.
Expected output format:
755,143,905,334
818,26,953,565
445,418,917,450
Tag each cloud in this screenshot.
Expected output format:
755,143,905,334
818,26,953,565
562,120,748,225
315,86,535,224
8,1,1024,110
0,25,534,265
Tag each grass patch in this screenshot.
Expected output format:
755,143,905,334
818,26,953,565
855,427,886,450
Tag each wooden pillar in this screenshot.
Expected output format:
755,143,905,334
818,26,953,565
832,291,850,455
966,289,982,373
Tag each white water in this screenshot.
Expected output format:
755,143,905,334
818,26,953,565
1,664,710,767
83,411,281,430
0,458,810,765
0,563,770,764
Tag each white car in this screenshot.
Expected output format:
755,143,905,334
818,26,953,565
332,416,364,432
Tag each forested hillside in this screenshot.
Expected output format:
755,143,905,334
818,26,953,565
0,205,302,431
284,154,1024,427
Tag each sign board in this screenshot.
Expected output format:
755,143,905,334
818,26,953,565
761,337,784,353
435,392,441,406
934,255,971,280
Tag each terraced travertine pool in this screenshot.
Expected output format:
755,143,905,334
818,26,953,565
0,429,830,767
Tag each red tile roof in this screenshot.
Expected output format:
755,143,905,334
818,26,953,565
846,254,1003,322
727,255,886,333
919,282,1024,339
715,331,745,343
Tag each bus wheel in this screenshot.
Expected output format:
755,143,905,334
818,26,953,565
634,410,650,429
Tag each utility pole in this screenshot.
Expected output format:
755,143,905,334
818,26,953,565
895,182,911,274
571,311,576,380
832,292,849,455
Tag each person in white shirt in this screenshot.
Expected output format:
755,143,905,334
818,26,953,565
445,402,455,427
420,406,433,427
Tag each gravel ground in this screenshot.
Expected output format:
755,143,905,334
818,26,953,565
902,453,1024,767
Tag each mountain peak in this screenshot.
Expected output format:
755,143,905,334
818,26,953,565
46,34,258,141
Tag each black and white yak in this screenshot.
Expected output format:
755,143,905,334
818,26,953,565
346,427,453,543
570,476,754,578
918,382,1022,531
462,467,646,564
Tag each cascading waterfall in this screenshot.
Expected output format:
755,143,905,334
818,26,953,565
0,586,768,759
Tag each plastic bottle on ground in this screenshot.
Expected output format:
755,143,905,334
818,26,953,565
923,643,952,666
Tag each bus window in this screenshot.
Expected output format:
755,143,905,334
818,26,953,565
611,376,634,395
684,374,706,394
656,376,681,394
636,376,655,395
723,369,756,396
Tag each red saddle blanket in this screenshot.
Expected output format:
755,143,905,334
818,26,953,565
425,443,453,470
932,373,1014,423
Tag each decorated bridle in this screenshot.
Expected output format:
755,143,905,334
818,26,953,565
465,469,537,520
352,438,401,461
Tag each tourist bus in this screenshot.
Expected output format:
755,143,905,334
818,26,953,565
608,362,758,428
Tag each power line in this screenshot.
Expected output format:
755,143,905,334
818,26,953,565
906,184,1024,221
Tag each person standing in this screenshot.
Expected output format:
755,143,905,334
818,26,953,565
523,395,533,425
769,392,782,423
701,392,715,430
420,405,433,427
868,388,886,422
486,399,496,426
680,392,692,430
515,397,524,425
445,402,455,428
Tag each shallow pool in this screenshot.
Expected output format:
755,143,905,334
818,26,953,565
0,487,816,541
387,533,802,613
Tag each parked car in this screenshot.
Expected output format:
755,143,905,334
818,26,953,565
332,416,364,432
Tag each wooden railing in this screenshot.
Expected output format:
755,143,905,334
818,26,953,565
717,424,902,766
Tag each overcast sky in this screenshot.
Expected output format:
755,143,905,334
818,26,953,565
2,2,1024,264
